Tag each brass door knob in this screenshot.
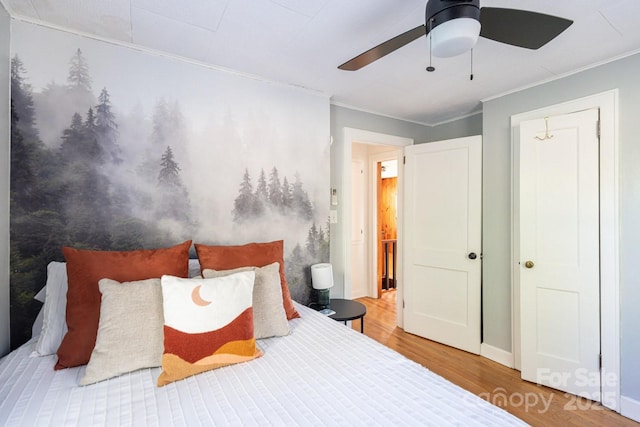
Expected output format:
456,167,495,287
524,260,535,269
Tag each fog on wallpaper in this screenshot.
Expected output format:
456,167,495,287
9,24,329,348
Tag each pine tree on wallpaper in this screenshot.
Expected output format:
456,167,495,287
67,48,92,93
157,146,193,224
158,146,180,186
95,88,121,164
233,169,257,222
254,169,268,217
291,173,314,220
282,176,292,210
267,167,283,211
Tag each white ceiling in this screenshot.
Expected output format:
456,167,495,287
3,0,640,125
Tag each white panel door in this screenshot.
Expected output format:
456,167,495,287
519,109,601,400
351,160,367,298
403,136,482,354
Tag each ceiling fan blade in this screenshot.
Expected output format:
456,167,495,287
338,25,426,71
479,7,573,50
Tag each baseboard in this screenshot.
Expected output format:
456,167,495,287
621,396,640,423
480,343,514,368
350,291,368,299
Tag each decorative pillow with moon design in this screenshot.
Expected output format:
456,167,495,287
157,272,263,386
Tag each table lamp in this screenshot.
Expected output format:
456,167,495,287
311,263,335,315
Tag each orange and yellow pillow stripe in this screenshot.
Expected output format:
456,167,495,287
162,307,256,363
158,339,262,386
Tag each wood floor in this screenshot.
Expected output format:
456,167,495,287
353,291,638,427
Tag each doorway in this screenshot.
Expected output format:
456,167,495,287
342,128,412,327
350,144,401,299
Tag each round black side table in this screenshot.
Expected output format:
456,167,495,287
327,298,367,333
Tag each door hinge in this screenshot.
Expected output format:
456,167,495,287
403,300,405,309
403,155,406,165
599,353,602,370
597,120,601,139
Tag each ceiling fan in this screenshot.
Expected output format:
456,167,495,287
338,0,573,71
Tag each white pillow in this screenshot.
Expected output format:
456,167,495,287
188,258,201,278
31,285,47,338
34,286,46,303
80,278,164,386
31,262,68,357
31,305,45,338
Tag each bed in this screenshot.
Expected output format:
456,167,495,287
0,243,527,426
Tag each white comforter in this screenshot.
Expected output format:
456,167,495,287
0,303,526,426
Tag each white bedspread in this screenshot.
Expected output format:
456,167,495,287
0,303,526,426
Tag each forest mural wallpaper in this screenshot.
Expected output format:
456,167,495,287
9,22,330,348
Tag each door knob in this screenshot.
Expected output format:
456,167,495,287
468,252,477,260
524,260,535,269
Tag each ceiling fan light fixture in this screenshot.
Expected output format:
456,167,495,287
430,17,480,58
337,0,572,71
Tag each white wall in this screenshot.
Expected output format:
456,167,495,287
0,3,10,356
423,113,483,143
482,53,640,402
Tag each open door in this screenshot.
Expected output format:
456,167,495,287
403,136,482,354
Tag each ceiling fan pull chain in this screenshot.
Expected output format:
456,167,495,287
470,49,474,81
427,18,435,72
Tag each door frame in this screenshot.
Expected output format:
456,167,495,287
342,128,412,327
510,90,620,411
350,158,367,299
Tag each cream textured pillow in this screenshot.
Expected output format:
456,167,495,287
80,278,164,386
203,262,290,339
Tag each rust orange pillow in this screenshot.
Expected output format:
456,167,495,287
194,240,300,320
56,241,192,370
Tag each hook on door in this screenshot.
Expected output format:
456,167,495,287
535,117,554,141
